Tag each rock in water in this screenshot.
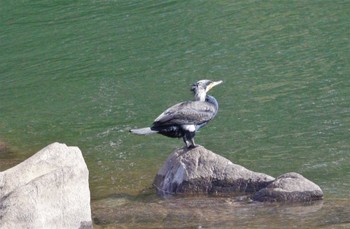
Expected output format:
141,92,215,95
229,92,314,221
0,141,8,153
252,172,323,202
0,142,92,229
153,145,274,196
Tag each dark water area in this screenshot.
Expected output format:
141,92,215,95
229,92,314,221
1,0,349,227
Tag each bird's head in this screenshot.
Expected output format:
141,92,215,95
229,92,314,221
191,79,223,93
191,80,223,101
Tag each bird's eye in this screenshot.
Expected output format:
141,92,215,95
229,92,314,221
191,83,198,91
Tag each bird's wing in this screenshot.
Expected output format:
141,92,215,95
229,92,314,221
153,101,216,126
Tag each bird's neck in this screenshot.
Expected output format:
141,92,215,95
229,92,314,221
194,89,207,101
206,95,219,114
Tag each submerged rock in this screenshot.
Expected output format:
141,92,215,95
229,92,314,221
0,142,92,229
0,141,22,170
153,145,274,196
0,140,9,153
252,172,323,202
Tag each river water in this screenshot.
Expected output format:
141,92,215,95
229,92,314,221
1,0,349,228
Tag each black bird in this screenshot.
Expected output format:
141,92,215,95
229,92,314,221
130,79,223,148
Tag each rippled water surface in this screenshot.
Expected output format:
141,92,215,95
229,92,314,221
1,0,349,227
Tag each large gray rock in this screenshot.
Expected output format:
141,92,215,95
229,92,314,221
252,172,323,202
153,146,275,196
0,142,92,229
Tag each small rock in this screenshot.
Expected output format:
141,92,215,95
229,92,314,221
252,172,323,202
0,142,92,229
153,145,274,196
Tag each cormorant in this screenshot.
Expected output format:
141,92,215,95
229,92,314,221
130,79,223,148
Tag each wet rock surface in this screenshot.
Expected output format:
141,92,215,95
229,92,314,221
153,146,275,196
0,142,92,229
252,172,324,202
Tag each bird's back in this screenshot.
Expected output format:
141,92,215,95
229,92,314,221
152,100,217,127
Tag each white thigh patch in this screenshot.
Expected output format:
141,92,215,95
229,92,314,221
182,124,196,132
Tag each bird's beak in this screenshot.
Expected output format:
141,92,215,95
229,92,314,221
206,80,223,92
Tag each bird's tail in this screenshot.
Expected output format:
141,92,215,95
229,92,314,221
130,127,158,135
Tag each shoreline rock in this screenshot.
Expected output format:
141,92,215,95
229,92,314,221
0,142,92,229
153,146,275,197
153,146,323,202
252,172,324,202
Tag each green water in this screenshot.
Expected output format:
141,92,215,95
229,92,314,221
1,0,349,227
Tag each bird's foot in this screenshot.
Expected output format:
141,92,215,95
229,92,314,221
187,144,198,149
